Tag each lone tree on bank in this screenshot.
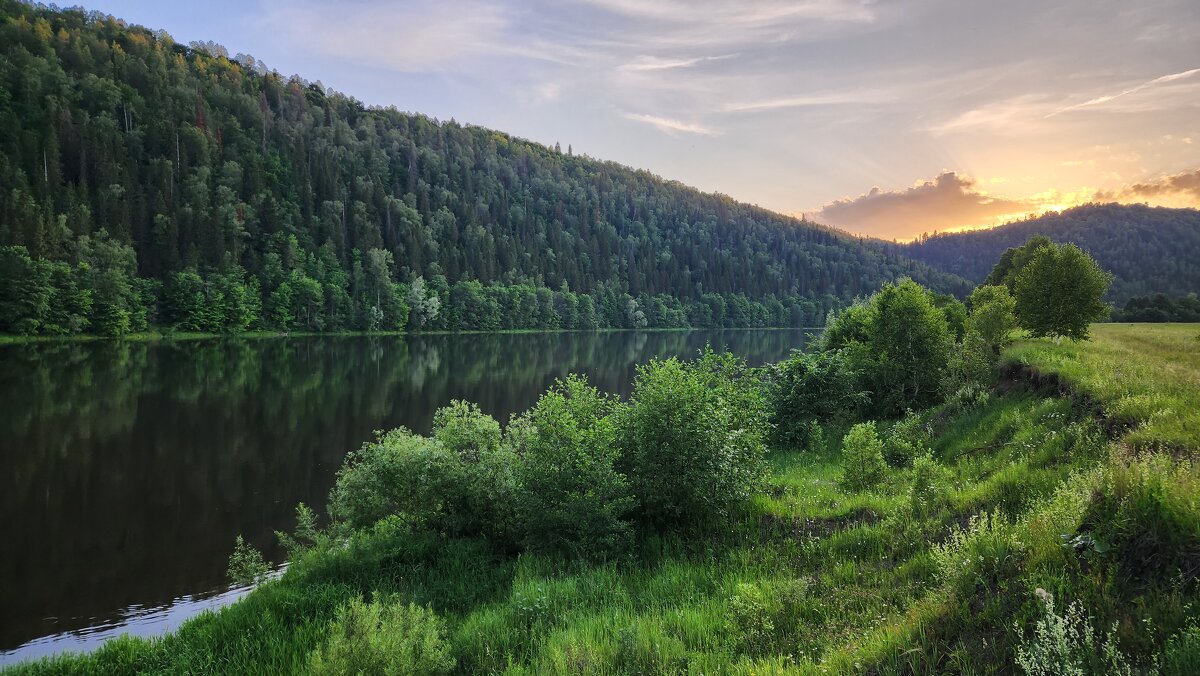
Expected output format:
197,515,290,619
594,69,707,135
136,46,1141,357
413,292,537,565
1012,242,1111,341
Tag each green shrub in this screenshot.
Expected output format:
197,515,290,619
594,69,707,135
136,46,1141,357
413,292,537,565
276,502,324,561
1013,242,1111,341
932,511,1022,599
821,279,953,416
884,412,930,468
431,400,519,542
868,279,953,415
514,375,634,559
327,429,463,532
1087,454,1200,590
1163,624,1200,676
909,453,953,518
967,284,1018,355
308,597,454,675
941,330,996,399
1014,590,1138,676
804,420,826,454
619,349,769,530
766,348,868,447
227,535,271,586
464,444,523,547
821,299,876,350
935,293,968,342
432,399,501,462
943,380,992,414
839,422,887,491
727,583,776,656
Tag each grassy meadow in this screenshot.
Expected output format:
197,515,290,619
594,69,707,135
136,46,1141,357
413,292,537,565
1006,323,1200,450
8,323,1200,675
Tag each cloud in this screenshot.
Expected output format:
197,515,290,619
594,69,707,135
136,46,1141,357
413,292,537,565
1046,67,1200,117
814,172,1038,240
577,0,877,51
723,89,886,112
815,168,1200,241
619,54,737,72
534,82,563,102
925,94,1054,134
580,0,874,26
621,112,718,136
1096,169,1200,202
256,0,586,72
928,66,1200,135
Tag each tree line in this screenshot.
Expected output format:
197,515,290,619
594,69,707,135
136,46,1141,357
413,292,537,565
0,240,825,335
0,1,968,337
1111,294,1200,323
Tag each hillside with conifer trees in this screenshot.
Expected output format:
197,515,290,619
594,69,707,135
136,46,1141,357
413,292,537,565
0,1,971,336
896,203,1200,303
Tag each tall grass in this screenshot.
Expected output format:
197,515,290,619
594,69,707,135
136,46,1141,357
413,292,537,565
1006,323,1200,450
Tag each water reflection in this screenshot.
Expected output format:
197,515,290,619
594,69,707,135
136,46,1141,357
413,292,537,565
0,329,811,661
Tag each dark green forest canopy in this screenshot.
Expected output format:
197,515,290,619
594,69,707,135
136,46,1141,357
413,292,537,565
1112,293,1200,323
0,0,972,335
896,203,1200,303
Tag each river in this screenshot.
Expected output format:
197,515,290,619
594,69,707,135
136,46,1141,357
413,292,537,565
0,329,813,664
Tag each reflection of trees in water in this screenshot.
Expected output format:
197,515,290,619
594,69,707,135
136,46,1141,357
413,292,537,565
405,340,441,391
2,342,147,443
0,330,810,650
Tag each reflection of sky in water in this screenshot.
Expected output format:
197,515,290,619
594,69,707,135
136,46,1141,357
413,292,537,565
0,565,285,667
0,329,814,663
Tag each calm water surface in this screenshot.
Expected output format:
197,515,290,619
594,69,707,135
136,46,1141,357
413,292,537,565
0,329,812,664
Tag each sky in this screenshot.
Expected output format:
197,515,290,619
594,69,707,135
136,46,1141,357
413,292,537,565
89,0,1200,241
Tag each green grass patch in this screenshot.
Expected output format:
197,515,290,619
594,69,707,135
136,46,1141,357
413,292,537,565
1006,323,1200,450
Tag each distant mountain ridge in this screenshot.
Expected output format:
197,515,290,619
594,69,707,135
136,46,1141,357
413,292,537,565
894,204,1200,303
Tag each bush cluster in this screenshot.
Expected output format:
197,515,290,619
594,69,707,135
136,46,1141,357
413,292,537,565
322,349,770,560
770,277,985,429
619,350,769,530
514,376,634,558
883,412,931,468
765,348,866,446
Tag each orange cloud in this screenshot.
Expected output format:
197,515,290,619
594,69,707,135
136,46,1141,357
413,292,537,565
814,172,1037,240
1097,169,1200,204
813,168,1200,241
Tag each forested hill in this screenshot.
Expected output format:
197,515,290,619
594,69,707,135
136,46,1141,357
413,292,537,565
0,2,969,336
896,204,1200,303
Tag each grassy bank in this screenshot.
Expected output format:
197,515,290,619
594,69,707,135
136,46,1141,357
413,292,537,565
8,324,1200,674
1006,323,1200,450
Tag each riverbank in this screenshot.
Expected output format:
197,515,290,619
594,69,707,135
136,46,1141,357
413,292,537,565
0,329,812,665
7,324,1198,674
0,325,818,347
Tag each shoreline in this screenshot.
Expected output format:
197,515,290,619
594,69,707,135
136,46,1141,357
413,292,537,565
0,326,824,346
